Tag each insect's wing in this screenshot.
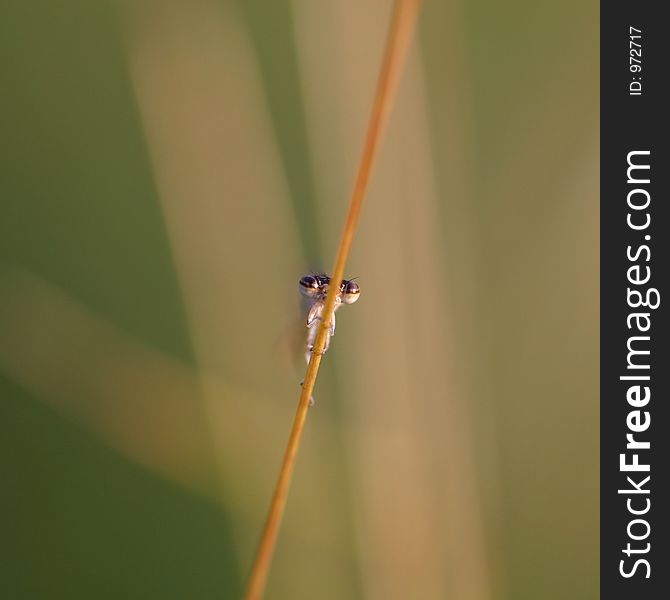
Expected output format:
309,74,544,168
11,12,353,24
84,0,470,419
273,312,308,373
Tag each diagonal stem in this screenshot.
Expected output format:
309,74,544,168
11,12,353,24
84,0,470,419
243,2,422,598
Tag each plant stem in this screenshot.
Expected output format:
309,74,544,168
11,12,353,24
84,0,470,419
243,1,422,598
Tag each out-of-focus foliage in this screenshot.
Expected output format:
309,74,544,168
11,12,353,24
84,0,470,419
1,1,597,599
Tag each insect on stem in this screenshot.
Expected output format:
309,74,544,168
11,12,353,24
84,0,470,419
300,273,360,367
243,2,422,598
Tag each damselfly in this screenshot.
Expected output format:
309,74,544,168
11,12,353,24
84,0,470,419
298,273,360,364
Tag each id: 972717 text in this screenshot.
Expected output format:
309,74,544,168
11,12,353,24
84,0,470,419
629,27,642,96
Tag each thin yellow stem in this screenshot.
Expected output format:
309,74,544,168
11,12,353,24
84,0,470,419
243,2,422,598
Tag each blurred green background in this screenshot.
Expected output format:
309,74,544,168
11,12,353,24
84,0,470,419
0,1,598,599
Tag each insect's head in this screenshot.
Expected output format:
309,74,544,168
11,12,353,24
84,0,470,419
299,273,360,304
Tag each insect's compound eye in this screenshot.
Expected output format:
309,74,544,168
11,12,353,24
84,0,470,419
300,275,318,289
340,280,360,304
299,275,320,298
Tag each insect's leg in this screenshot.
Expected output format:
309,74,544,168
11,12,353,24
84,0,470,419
305,323,318,364
306,303,322,328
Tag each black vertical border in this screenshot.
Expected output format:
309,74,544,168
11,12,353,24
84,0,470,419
601,3,669,598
